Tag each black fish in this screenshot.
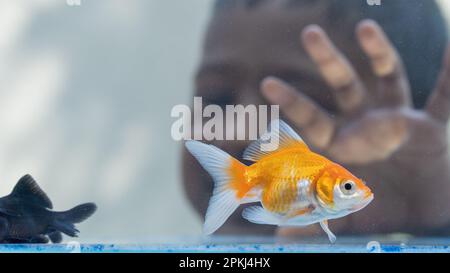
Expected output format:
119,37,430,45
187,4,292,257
0,174,97,243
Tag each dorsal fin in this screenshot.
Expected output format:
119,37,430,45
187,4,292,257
243,119,309,162
10,174,53,209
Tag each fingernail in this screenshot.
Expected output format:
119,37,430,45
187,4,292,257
261,77,281,100
261,77,288,104
302,25,323,44
357,19,378,39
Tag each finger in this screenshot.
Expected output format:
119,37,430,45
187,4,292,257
357,19,411,106
426,45,450,123
301,25,367,114
261,76,335,149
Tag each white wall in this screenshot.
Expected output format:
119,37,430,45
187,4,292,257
0,0,211,243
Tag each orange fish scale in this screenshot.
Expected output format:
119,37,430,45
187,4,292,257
262,179,298,213
248,146,329,214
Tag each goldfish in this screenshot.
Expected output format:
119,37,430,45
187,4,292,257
0,174,97,243
185,120,373,243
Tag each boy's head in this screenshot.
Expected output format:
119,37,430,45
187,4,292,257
185,0,448,231
197,0,447,111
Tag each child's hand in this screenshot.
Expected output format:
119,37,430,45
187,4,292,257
263,20,450,235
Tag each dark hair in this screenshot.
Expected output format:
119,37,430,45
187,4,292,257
214,0,448,108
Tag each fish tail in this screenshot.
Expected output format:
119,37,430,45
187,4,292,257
52,203,97,237
185,141,251,235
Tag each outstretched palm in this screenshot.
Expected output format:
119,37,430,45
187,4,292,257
263,20,450,235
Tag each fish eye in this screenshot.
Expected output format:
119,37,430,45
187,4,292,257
340,180,356,195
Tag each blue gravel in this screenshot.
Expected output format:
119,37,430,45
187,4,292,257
0,236,449,253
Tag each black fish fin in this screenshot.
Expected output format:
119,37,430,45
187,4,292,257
51,221,79,237
11,174,53,209
48,231,63,243
52,203,96,238
57,203,97,224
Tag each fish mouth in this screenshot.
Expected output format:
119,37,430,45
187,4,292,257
364,193,374,204
352,193,374,211
364,191,374,200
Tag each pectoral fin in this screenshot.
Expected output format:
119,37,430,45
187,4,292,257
48,231,63,243
320,220,336,243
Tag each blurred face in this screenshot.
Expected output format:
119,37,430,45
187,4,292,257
185,3,373,208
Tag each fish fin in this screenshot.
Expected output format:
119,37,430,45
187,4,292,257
243,119,309,162
48,231,63,243
10,174,53,209
240,190,262,204
55,203,97,224
52,203,97,237
242,206,282,225
51,221,79,237
185,141,249,235
320,220,336,243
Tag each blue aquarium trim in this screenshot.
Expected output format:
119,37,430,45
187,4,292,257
0,242,448,253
